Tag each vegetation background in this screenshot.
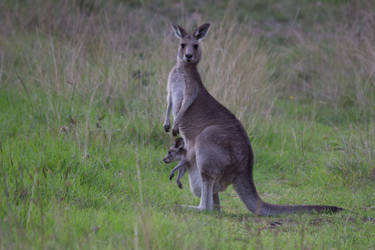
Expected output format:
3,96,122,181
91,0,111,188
0,0,375,249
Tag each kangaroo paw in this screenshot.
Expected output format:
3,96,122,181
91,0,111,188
163,123,170,132
169,173,175,180
172,127,179,136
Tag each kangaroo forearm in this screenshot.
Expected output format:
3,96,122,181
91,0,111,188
170,160,189,180
174,160,189,170
165,103,172,123
174,90,198,126
177,167,186,181
164,93,172,122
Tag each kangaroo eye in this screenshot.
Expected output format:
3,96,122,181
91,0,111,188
180,43,186,49
193,44,199,49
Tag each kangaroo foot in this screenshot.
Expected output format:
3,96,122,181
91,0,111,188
177,205,205,211
177,205,218,212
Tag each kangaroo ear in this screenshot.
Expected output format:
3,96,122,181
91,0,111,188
174,137,184,149
193,23,210,40
171,24,187,39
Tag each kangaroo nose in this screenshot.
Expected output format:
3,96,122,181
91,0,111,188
185,54,192,59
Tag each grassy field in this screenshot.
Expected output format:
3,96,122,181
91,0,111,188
1,0,375,249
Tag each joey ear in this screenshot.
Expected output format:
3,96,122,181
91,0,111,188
171,24,187,39
193,23,210,40
174,137,184,149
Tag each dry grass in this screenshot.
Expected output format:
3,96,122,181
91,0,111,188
276,1,375,117
3,0,374,125
1,0,277,131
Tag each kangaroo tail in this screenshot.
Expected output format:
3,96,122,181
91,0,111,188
233,168,343,216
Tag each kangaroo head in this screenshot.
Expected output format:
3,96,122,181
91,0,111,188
163,137,186,164
172,23,210,65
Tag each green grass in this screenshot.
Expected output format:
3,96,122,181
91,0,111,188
1,0,375,249
1,86,374,249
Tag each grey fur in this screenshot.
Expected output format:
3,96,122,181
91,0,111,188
163,138,188,189
165,23,342,215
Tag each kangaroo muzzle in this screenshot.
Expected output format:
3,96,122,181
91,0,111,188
163,157,171,164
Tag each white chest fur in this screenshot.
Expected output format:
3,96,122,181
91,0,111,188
168,69,185,118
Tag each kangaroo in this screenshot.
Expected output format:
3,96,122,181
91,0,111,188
163,138,221,210
165,23,343,215
163,138,188,189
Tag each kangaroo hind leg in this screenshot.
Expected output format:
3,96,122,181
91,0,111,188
197,174,215,211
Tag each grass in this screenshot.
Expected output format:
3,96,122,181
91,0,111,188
1,0,375,249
